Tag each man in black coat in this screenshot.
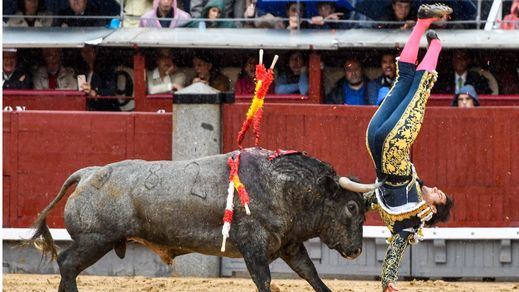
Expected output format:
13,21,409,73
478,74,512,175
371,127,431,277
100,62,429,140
2,49,32,90
433,49,493,94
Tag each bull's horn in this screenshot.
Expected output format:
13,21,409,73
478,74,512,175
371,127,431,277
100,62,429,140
339,177,382,193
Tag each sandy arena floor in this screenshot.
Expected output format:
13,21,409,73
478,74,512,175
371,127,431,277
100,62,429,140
3,274,519,292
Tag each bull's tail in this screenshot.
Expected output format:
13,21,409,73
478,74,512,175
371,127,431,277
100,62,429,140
28,167,93,261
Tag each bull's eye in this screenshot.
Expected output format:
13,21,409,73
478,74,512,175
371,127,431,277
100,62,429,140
346,202,358,216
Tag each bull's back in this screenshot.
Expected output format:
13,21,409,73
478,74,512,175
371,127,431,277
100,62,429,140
64,155,234,247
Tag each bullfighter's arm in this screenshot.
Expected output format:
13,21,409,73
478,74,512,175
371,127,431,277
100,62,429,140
381,231,412,291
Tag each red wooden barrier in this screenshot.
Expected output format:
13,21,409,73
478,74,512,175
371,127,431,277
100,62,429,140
428,94,519,106
3,106,519,228
3,90,86,111
2,111,172,228
222,104,519,227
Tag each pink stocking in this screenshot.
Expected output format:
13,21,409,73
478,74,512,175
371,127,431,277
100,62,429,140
399,19,436,64
417,39,442,71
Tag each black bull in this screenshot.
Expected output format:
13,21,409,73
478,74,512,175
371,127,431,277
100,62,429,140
30,148,365,292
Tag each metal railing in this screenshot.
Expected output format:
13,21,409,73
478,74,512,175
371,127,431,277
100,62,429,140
2,0,516,30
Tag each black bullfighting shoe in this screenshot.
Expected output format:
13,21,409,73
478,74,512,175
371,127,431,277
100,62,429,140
426,29,440,46
417,3,453,19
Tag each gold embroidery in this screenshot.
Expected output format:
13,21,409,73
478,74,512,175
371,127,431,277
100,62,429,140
381,233,410,290
381,71,438,176
373,202,431,233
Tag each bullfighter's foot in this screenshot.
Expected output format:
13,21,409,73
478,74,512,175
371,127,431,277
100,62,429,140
418,3,452,20
426,29,440,46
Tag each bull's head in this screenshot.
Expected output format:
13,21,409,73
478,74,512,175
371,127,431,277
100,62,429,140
317,176,368,260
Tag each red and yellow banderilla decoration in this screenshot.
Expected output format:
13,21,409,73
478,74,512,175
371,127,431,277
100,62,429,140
236,50,278,148
221,50,279,252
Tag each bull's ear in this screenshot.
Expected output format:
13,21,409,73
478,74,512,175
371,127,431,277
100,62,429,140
317,175,339,198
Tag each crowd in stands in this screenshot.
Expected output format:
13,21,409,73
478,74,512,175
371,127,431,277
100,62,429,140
5,45,518,110
3,0,518,30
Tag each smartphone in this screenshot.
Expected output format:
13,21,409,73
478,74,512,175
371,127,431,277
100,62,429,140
77,74,86,90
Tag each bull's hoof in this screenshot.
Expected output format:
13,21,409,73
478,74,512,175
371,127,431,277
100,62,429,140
417,3,452,19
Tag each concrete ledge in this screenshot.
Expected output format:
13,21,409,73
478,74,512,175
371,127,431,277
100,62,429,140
4,227,519,241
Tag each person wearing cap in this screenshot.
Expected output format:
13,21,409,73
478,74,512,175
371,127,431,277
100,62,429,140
3,49,32,89
341,5,455,291
451,84,479,108
147,48,186,94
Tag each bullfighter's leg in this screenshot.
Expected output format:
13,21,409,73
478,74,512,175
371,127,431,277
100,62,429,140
57,233,113,292
280,243,331,292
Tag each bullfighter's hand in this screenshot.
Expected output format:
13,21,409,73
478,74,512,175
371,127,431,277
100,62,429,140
384,282,399,292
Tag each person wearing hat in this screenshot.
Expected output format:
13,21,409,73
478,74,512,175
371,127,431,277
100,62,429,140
3,49,32,89
451,84,479,108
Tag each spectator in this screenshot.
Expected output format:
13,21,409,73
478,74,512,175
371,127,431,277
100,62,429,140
367,53,397,105
7,0,53,27
433,50,493,95
147,48,186,94
275,51,309,95
124,0,153,27
191,52,231,91
55,0,106,27
33,48,77,90
235,54,274,95
77,45,120,111
376,0,415,29
285,2,308,30
187,0,235,28
309,2,348,29
2,48,32,89
190,0,239,21
325,58,369,105
451,85,479,108
139,0,191,28
501,0,519,30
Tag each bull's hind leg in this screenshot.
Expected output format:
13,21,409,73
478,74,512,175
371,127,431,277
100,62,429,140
57,234,113,292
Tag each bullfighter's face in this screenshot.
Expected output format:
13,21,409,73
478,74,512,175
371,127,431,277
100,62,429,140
422,186,447,213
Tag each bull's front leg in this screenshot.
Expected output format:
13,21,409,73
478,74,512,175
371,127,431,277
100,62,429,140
235,230,272,291
280,243,331,292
